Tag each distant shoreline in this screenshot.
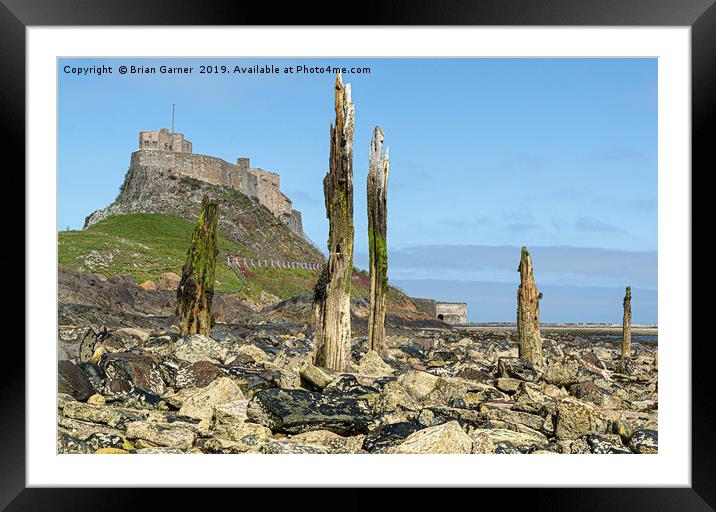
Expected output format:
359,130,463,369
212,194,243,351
452,323,658,336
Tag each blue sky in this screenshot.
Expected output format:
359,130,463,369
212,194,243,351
58,58,657,323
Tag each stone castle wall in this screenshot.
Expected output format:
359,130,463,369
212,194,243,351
133,129,301,234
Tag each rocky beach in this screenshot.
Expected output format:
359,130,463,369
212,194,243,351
57,269,657,455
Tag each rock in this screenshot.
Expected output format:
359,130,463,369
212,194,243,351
261,440,329,454
62,401,141,429
629,428,658,453
213,399,249,426
100,351,166,396
114,327,150,343
455,367,494,384
175,360,223,389
139,280,157,290
357,350,394,377
469,428,548,453
299,363,333,391
157,272,181,291
77,362,107,394
94,448,129,454
57,432,91,454
247,388,373,435
87,394,106,405
212,421,272,448
58,360,95,401
173,334,229,364
371,380,419,417
495,377,522,394
126,421,196,449
555,397,609,440
587,434,631,454
569,380,622,409
236,344,268,363
178,377,244,425
85,432,135,452
569,437,592,454
136,447,185,454
497,357,539,382
289,430,365,454
396,370,439,401
392,421,473,454
362,422,424,453
542,358,581,386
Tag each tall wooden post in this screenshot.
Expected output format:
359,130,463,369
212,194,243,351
622,286,632,359
313,73,355,371
177,196,219,336
367,127,389,356
517,246,543,365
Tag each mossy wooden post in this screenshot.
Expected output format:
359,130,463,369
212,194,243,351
313,73,355,371
622,286,632,359
177,196,219,336
517,246,543,365
367,127,389,356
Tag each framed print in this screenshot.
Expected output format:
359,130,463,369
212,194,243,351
4,0,710,508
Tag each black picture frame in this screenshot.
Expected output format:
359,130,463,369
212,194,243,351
3,0,707,509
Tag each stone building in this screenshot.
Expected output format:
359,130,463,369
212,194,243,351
435,302,468,324
135,128,303,234
412,298,469,324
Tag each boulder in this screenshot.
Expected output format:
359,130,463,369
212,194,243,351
100,351,166,396
157,272,181,291
213,399,249,426
114,327,150,343
173,334,230,364
497,357,539,382
126,421,196,449
357,350,394,377
587,434,631,454
62,401,141,429
235,343,269,363
175,360,223,389
139,280,157,290
495,377,522,394
289,430,365,454
628,428,658,454
554,397,609,440
542,358,581,386
260,440,329,454
58,360,95,401
371,380,419,417
362,421,424,453
212,421,272,447
246,388,373,435
178,377,244,425
392,421,473,454
299,363,333,391
470,428,548,454
396,370,439,401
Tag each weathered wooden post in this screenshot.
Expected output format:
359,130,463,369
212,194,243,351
367,126,389,356
517,246,543,365
313,73,355,371
177,195,219,336
622,286,632,359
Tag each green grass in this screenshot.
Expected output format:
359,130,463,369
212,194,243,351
58,213,321,301
59,213,419,313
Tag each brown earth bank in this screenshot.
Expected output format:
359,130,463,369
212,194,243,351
58,268,657,455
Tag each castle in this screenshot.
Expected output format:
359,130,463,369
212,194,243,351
136,128,303,234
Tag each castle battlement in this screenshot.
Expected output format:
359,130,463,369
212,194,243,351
134,129,302,235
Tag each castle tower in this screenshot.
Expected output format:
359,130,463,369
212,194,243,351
139,128,192,153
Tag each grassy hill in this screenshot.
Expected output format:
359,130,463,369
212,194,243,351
59,213,412,309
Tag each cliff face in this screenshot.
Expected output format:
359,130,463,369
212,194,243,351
84,163,324,264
